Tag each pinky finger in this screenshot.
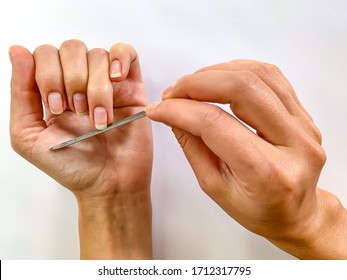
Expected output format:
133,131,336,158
109,43,142,82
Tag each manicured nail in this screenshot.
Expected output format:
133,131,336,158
73,93,88,115
110,60,122,78
144,101,161,112
94,107,107,130
48,92,64,114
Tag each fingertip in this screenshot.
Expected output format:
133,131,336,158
109,43,142,81
161,85,174,100
109,43,133,75
9,46,36,93
8,45,21,55
144,101,162,118
145,101,161,111
145,101,175,128
8,46,14,63
161,78,179,100
8,45,31,65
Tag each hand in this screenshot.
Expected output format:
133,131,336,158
9,40,153,259
146,60,347,259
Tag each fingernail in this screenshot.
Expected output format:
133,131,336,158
48,92,64,114
162,85,173,96
73,93,88,115
144,101,161,112
162,81,176,99
8,47,13,63
110,60,122,78
94,107,107,130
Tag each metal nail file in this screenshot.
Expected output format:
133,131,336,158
49,110,147,150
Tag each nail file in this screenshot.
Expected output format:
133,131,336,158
49,110,147,150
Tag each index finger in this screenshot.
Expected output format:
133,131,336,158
162,70,300,146
196,60,305,117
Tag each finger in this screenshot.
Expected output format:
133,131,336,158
87,48,113,129
163,70,297,146
33,44,66,115
59,39,88,115
146,99,276,175
196,60,322,143
109,43,142,83
9,46,46,155
196,60,304,116
109,43,147,107
171,127,228,198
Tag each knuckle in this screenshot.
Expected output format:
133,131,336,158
237,70,261,90
88,84,113,95
194,65,215,74
112,42,132,52
251,61,282,78
200,162,230,196
266,144,326,199
35,72,61,90
175,74,195,92
60,39,87,52
174,128,190,150
33,44,56,56
311,125,323,145
64,73,88,86
263,62,281,73
88,47,108,57
305,142,327,168
229,58,246,64
198,175,220,195
296,127,326,168
194,66,209,74
198,105,224,129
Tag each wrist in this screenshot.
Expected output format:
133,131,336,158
75,189,152,259
267,188,347,259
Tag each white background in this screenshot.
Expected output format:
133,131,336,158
0,0,346,259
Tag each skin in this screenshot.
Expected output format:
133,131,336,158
145,60,347,259
10,40,346,259
9,40,153,259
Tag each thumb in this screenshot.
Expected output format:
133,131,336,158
9,46,46,154
146,100,227,197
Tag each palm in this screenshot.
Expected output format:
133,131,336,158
22,81,152,195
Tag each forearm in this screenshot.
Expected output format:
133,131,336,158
75,189,152,260
268,188,347,259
